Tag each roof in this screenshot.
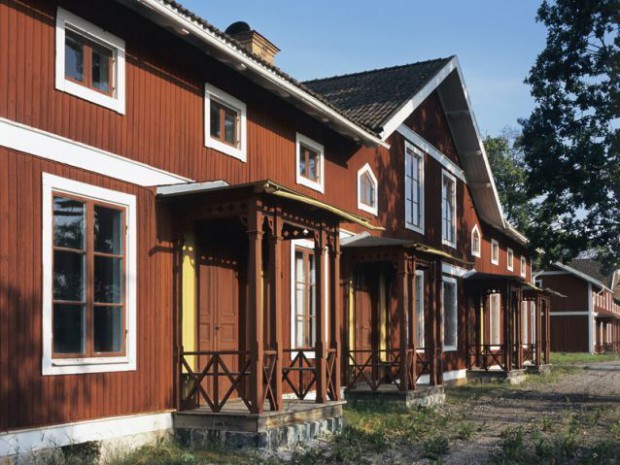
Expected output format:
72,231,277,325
303,58,453,133
116,0,385,148
541,262,612,291
567,259,613,288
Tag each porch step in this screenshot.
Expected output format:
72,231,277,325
466,368,527,385
344,384,445,408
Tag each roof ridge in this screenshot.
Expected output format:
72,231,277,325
303,56,454,84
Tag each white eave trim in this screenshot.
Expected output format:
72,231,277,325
553,262,610,292
157,180,230,197
130,0,387,149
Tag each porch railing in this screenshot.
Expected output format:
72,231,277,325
282,348,317,400
415,349,431,381
467,344,507,371
347,348,414,392
521,343,536,365
180,350,251,412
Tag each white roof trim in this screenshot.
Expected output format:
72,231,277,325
123,0,387,149
156,180,230,197
551,262,610,291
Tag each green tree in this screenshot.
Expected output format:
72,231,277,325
519,0,620,269
484,128,533,233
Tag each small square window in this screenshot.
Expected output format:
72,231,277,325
205,83,247,162
507,248,514,271
55,8,125,113
357,163,378,215
295,133,324,193
491,239,499,265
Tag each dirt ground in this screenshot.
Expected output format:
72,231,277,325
421,362,620,465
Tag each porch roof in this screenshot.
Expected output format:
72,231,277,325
464,271,565,297
156,179,384,231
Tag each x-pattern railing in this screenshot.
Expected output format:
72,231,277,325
180,350,251,412
282,348,316,399
467,344,506,371
416,350,431,381
326,348,338,400
347,348,407,391
262,350,278,408
521,343,536,364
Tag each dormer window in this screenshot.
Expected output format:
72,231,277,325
507,248,514,271
357,164,378,215
491,239,499,265
471,225,481,257
205,83,247,162
295,133,324,193
55,8,126,114
521,256,527,278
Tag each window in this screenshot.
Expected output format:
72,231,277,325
521,301,529,345
507,248,514,271
293,245,317,348
415,271,425,350
204,83,247,161
531,303,537,343
520,256,527,278
491,239,499,265
442,277,458,351
405,142,424,233
295,133,325,192
55,8,126,114
490,293,501,346
42,174,136,375
441,171,457,248
471,225,481,258
357,163,378,215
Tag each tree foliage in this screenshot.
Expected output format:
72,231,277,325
519,0,620,269
484,128,533,233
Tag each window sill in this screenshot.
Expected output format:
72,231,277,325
43,356,136,376
358,202,378,216
406,223,424,235
296,175,324,193
56,79,125,114
442,239,456,249
443,346,457,352
491,260,499,266
205,137,246,162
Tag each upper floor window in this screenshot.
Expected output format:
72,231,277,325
405,142,424,233
296,133,324,193
441,170,457,248
520,256,527,278
55,8,126,114
491,239,499,265
204,83,247,162
42,174,137,375
442,277,458,351
357,164,378,215
507,248,514,271
471,225,481,258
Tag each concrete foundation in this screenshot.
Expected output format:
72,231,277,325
466,368,528,385
525,364,552,375
344,384,445,408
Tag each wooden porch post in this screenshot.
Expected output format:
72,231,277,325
248,201,265,414
315,229,328,403
435,259,444,385
515,293,523,370
173,233,185,412
503,284,512,373
397,254,409,392
329,231,342,400
409,258,417,390
535,295,542,366
268,211,283,411
544,297,551,363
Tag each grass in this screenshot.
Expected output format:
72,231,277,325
551,352,620,365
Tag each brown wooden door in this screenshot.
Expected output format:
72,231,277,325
197,242,240,404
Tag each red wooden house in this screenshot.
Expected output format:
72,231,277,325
0,0,550,459
536,260,620,354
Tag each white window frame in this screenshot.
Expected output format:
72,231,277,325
507,248,514,271
471,224,481,258
442,276,458,351
491,239,499,266
441,170,457,248
42,173,137,375
405,141,425,234
357,163,378,216
55,8,126,114
204,83,248,162
415,270,425,352
520,256,527,278
295,133,325,193
521,301,529,346
290,239,328,358
490,293,501,348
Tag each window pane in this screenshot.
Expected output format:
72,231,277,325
54,196,85,249
94,206,123,254
54,250,85,301
92,44,112,93
65,31,84,82
94,306,122,353
210,102,222,139
94,256,123,303
223,107,237,145
296,316,305,348
53,304,85,354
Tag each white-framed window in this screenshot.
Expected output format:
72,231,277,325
442,276,458,351
441,170,457,248
405,141,424,234
507,248,514,271
295,133,325,193
357,163,378,216
520,256,527,278
531,302,537,344
491,239,499,266
471,224,481,258
415,270,425,351
490,293,501,347
290,239,328,355
55,8,126,114
42,173,137,375
204,83,247,162
521,301,529,345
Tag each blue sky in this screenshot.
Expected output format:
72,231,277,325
181,1,548,137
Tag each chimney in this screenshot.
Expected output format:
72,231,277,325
225,21,280,65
